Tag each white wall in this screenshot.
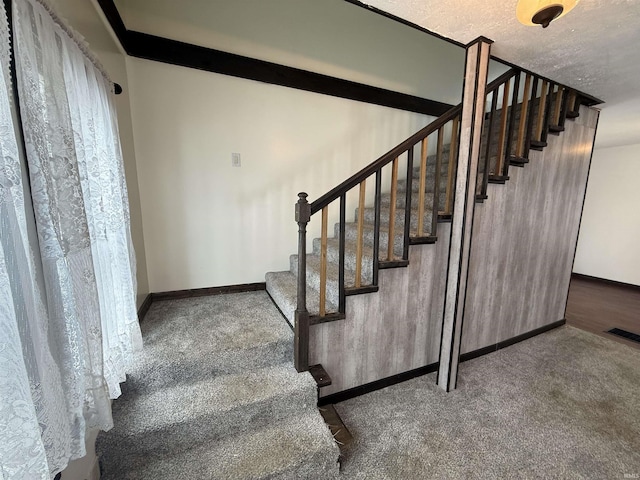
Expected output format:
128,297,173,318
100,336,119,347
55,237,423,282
573,143,640,286
128,58,432,292
119,0,467,292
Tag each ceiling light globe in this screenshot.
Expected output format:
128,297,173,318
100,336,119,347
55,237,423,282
516,0,580,28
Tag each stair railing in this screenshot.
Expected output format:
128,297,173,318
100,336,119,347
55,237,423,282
476,69,585,200
294,64,595,372
293,105,461,371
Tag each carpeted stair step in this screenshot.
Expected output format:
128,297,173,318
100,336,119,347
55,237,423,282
396,173,451,195
99,411,340,480
266,270,338,325
338,221,406,259
120,294,294,396
290,252,370,307
97,364,318,477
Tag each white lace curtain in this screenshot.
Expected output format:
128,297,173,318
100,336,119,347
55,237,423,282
0,0,141,478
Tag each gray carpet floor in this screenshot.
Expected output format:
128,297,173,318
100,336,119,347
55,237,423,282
335,325,640,480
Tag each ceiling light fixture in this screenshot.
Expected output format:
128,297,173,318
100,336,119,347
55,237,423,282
516,0,580,28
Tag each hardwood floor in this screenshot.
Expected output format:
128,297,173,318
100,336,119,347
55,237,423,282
566,274,640,350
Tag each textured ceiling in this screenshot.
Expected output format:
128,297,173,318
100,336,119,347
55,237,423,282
363,0,640,147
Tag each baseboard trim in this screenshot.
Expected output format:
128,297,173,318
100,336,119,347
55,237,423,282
152,282,266,301
318,362,439,406
459,319,566,363
571,272,640,292
137,294,153,322
319,319,566,405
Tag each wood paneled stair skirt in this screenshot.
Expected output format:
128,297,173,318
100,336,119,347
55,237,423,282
266,56,601,399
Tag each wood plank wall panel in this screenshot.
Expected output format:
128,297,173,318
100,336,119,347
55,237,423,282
461,105,599,354
311,224,451,397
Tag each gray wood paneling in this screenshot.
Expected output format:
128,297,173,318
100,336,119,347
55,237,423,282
461,105,599,354
311,224,450,397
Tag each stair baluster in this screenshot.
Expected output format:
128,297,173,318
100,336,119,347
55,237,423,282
482,90,498,197
535,80,549,142
355,180,366,287
524,76,539,160
495,78,511,175
402,149,414,260
515,74,532,160
417,138,429,236
319,206,328,317
541,82,554,144
504,72,521,176
432,127,444,235
387,157,399,260
445,116,459,215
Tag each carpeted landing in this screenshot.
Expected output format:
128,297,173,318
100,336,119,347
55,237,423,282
96,291,340,480
335,325,640,479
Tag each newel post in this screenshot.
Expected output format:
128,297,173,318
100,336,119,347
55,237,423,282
294,192,310,372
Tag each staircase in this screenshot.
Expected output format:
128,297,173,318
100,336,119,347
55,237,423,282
96,292,340,479
265,66,598,392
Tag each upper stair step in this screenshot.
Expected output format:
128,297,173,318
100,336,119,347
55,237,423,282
266,270,337,324
121,293,293,396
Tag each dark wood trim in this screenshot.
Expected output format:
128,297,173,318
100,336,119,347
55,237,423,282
343,0,466,48
96,0,128,51
126,31,453,117
344,285,379,296
459,319,566,363
318,362,439,405
137,294,153,322
409,235,438,245
317,318,566,404
309,313,347,325
95,2,454,117
378,259,410,269
309,364,332,388
151,282,266,301
571,273,640,292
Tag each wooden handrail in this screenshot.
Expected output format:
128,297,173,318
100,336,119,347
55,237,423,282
310,104,462,215
485,69,518,94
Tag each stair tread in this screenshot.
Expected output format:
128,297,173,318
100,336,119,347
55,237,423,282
266,270,337,324
100,411,340,480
